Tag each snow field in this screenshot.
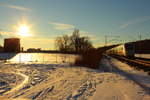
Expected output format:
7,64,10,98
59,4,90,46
0,59,148,100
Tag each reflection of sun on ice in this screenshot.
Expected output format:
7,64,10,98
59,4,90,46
17,25,32,37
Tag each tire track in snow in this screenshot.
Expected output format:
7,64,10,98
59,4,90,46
4,71,29,96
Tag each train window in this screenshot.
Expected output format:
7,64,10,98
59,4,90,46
125,44,134,50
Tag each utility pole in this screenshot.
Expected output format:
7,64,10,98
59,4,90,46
139,33,142,41
105,35,107,54
0,29,3,46
139,33,142,55
0,29,2,37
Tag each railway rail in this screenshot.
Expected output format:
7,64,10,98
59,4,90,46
110,55,150,72
135,59,150,65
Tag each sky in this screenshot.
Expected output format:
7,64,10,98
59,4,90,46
0,0,150,50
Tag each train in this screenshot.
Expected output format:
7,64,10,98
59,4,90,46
106,43,135,57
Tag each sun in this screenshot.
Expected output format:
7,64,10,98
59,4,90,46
17,25,32,37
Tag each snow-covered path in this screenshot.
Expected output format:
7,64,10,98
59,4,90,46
99,55,150,100
92,82,135,100
107,56,149,90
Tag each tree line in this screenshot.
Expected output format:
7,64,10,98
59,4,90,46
55,29,93,54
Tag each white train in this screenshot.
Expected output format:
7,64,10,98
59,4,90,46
107,43,135,57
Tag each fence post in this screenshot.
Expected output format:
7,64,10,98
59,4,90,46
19,53,21,63
43,54,44,63
56,54,57,63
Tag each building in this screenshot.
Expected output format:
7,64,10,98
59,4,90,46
0,46,3,52
4,38,20,52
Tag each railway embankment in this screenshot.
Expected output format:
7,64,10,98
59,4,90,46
100,55,150,95
109,55,150,72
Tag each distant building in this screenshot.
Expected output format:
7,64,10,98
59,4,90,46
27,48,41,52
4,38,20,52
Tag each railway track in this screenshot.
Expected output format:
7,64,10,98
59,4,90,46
110,55,150,72
135,59,150,65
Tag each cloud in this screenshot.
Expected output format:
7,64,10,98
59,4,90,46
50,22,75,30
0,30,15,37
1,4,31,12
79,31,99,41
121,16,150,29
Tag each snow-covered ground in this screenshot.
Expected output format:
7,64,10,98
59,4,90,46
0,55,149,100
135,54,150,59
0,53,150,100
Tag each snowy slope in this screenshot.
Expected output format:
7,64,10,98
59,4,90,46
107,56,150,90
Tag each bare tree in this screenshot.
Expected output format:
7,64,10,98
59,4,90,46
55,29,93,53
70,29,93,53
70,29,80,52
55,35,71,52
78,37,93,53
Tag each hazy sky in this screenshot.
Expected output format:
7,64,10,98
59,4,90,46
0,0,150,50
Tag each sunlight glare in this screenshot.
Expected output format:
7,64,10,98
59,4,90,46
18,25,32,37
